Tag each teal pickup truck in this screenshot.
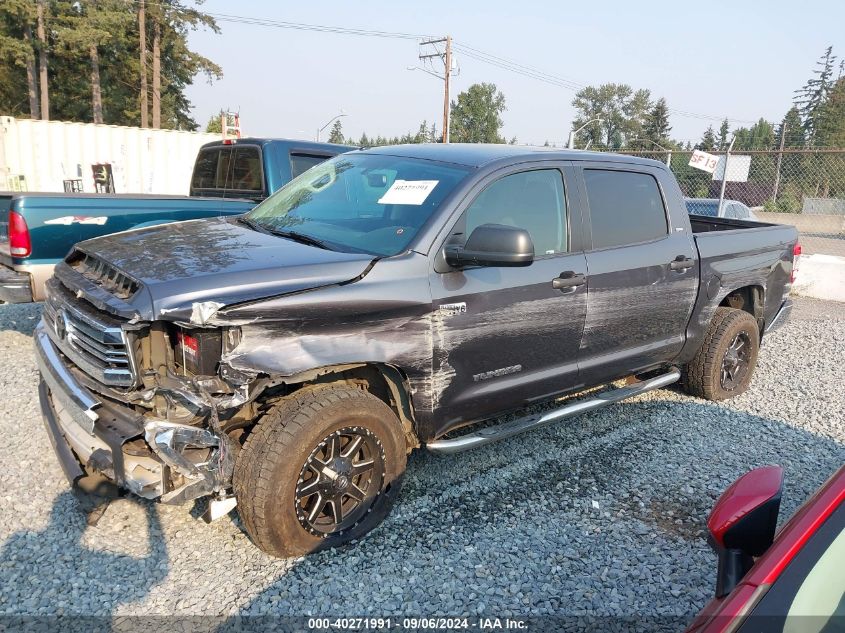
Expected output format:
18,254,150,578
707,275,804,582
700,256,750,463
0,137,348,303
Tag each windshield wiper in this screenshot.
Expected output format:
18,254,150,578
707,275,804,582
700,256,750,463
266,229,333,250
238,216,333,250
237,215,268,233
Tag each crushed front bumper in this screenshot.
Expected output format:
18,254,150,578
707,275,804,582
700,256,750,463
0,265,33,303
34,322,229,502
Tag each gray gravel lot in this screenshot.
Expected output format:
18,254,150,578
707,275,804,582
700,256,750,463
0,298,842,624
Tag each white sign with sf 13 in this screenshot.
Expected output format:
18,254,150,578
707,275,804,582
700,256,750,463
688,149,720,174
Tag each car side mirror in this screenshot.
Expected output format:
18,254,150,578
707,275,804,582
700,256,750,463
707,465,783,598
443,223,534,268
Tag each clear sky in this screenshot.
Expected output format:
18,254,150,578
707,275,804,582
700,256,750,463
185,0,844,145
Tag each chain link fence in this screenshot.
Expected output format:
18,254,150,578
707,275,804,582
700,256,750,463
603,148,845,256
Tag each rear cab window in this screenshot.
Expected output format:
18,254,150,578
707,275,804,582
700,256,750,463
191,145,264,198
583,169,668,249
290,153,334,179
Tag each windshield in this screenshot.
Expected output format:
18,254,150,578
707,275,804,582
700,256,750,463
246,153,471,256
686,199,719,217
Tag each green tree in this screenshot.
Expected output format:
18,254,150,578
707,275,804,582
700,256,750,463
204,110,224,133
148,1,221,130
698,125,716,151
731,119,776,184
775,106,806,194
54,0,131,124
717,118,730,151
0,0,221,129
733,118,775,151
0,0,40,118
571,83,651,149
777,107,805,148
795,46,837,143
642,97,672,146
420,120,436,143
327,119,344,143
450,82,507,143
815,77,845,147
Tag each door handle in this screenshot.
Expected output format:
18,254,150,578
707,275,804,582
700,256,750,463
552,272,586,290
670,256,694,271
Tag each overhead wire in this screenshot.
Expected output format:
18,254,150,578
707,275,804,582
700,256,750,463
131,2,758,125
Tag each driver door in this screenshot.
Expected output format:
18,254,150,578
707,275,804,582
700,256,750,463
427,164,588,436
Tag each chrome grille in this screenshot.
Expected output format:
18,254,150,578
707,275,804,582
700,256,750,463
43,278,136,387
70,252,139,300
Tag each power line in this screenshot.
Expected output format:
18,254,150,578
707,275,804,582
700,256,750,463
129,1,429,40
452,43,586,91
453,41,757,125
133,3,758,126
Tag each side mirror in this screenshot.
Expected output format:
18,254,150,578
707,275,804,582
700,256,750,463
444,223,534,269
707,465,783,598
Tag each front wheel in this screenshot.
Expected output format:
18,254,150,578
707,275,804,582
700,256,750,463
682,307,760,401
233,384,407,558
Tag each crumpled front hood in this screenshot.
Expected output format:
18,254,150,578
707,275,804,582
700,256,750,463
74,217,376,321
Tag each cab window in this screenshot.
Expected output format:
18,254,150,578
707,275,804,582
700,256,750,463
191,146,263,194
290,153,333,179
463,169,568,256
583,169,668,249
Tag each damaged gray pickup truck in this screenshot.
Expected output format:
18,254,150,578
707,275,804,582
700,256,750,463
34,144,799,557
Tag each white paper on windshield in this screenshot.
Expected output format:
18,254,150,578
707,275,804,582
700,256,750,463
377,180,439,205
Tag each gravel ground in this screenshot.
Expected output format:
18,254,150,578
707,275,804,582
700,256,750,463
0,298,842,626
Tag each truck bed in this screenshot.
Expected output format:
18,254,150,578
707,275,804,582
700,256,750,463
683,215,799,359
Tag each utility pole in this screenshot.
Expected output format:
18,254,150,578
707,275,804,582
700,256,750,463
418,36,452,143
772,121,787,203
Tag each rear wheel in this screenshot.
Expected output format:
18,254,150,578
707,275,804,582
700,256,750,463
233,384,407,558
682,307,760,401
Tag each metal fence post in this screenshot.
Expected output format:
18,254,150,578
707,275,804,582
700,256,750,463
772,121,787,204
718,137,736,216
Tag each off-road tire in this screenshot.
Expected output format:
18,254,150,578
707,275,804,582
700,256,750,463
233,384,407,558
682,307,760,401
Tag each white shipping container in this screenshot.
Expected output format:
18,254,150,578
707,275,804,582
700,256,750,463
0,116,221,195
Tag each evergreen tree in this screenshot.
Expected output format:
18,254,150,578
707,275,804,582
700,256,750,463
794,46,837,143
328,119,344,143
733,118,775,151
54,0,131,124
698,125,717,151
815,77,845,147
0,0,222,128
643,97,672,145
205,110,224,133
0,0,40,119
777,107,805,148
717,118,730,151
413,120,430,143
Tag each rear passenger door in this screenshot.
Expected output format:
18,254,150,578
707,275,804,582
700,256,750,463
429,164,588,433
576,164,698,385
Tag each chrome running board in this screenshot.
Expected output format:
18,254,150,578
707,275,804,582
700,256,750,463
426,369,681,454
